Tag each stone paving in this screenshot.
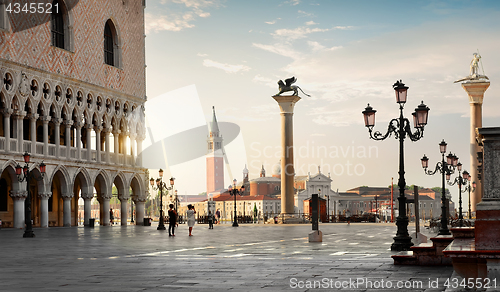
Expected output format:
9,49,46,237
0,222,468,291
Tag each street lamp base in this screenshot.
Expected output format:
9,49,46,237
23,230,35,238
390,236,413,251
438,228,451,236
157,225,166,230
232,222,239,227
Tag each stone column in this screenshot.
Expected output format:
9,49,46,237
3,109,11,152
85,124,92,161
101,192,112,226
53,118,61,158
42,115,50,157
75,122,82,160
130,132,136,166
134,197,146,225
113,129,120,164
61,194,72,227
104,127,111,164
16,113,26,153
461,81,490,211
10,190,27,229
272,95,301,215
119,195,129,226
39,192,51,228
136,137,143,167
95,126,102,163
30,113,38,153
64,120,73,160
81,192,93,226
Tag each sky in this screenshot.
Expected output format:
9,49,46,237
142,0,500,206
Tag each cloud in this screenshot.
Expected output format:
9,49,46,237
197,53,208,57
202,59,251,73
298,10,314,17
253,74,276,88
307,41,342,52
272,25,352,40
146,0,221,33
252,43,303,60
284,0,300,6
305,21,317,26
145,13,195,33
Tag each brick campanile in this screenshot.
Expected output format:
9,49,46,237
206,106,224,194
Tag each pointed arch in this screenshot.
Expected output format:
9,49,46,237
104,19,121,67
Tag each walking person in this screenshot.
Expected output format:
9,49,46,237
208,210,214,229
168,204,178,236
109,208,114,225
215,209,221,224
187,204,196,236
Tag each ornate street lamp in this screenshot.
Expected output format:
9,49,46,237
421,140,457,235
15,152,46,238
149,169,175,230
447,162,469,227
228,179,245,227
362,80,430,251
464,178,476,220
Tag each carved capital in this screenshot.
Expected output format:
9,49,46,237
94,125,103,132
80,193,94,200
2,108,13,117
52,118,63,125
64,120,73,127
75,122,84,129
100,192,113,200
118,193,130,201
61,193,73,200
9,190,27,199
29,113,39,121
41,115,51,123
38,192,52,199
112,129,121,135
134,196,147,203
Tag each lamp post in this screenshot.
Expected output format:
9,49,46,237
149,169,175,230
170,189,179,211
130,197,134,223
447,162,469,227
15,152,46,238
228,178,245,227
362,80,430,251
421,140,458,235
465,179,476,219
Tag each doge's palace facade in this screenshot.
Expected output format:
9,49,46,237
0,0,149,228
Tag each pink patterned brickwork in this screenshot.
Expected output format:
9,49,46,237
0,0,145,99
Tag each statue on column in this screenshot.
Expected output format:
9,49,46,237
275,76,311,97
454,52,489,83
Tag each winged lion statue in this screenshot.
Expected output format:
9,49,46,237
276,76,310,97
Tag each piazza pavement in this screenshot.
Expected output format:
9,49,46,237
0,221,481,292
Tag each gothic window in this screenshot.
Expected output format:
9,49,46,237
104,22,114,66
0,0,9,31
104,20,120,67
51,0,64,49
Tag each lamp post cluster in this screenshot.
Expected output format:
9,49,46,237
149,169,175,230
228,179,245,227
421,140,458,235
15,152,46,238
447,161,470,227
362,80,430,251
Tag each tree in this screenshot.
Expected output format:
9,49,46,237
198,192,207,196
431,187,449,194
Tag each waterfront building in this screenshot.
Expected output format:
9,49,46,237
0,0,148,228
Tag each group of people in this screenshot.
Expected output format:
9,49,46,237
167,205,222,236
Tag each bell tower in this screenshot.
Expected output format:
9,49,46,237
207,107,224,193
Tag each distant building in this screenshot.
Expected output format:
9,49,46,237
206,107,224,194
